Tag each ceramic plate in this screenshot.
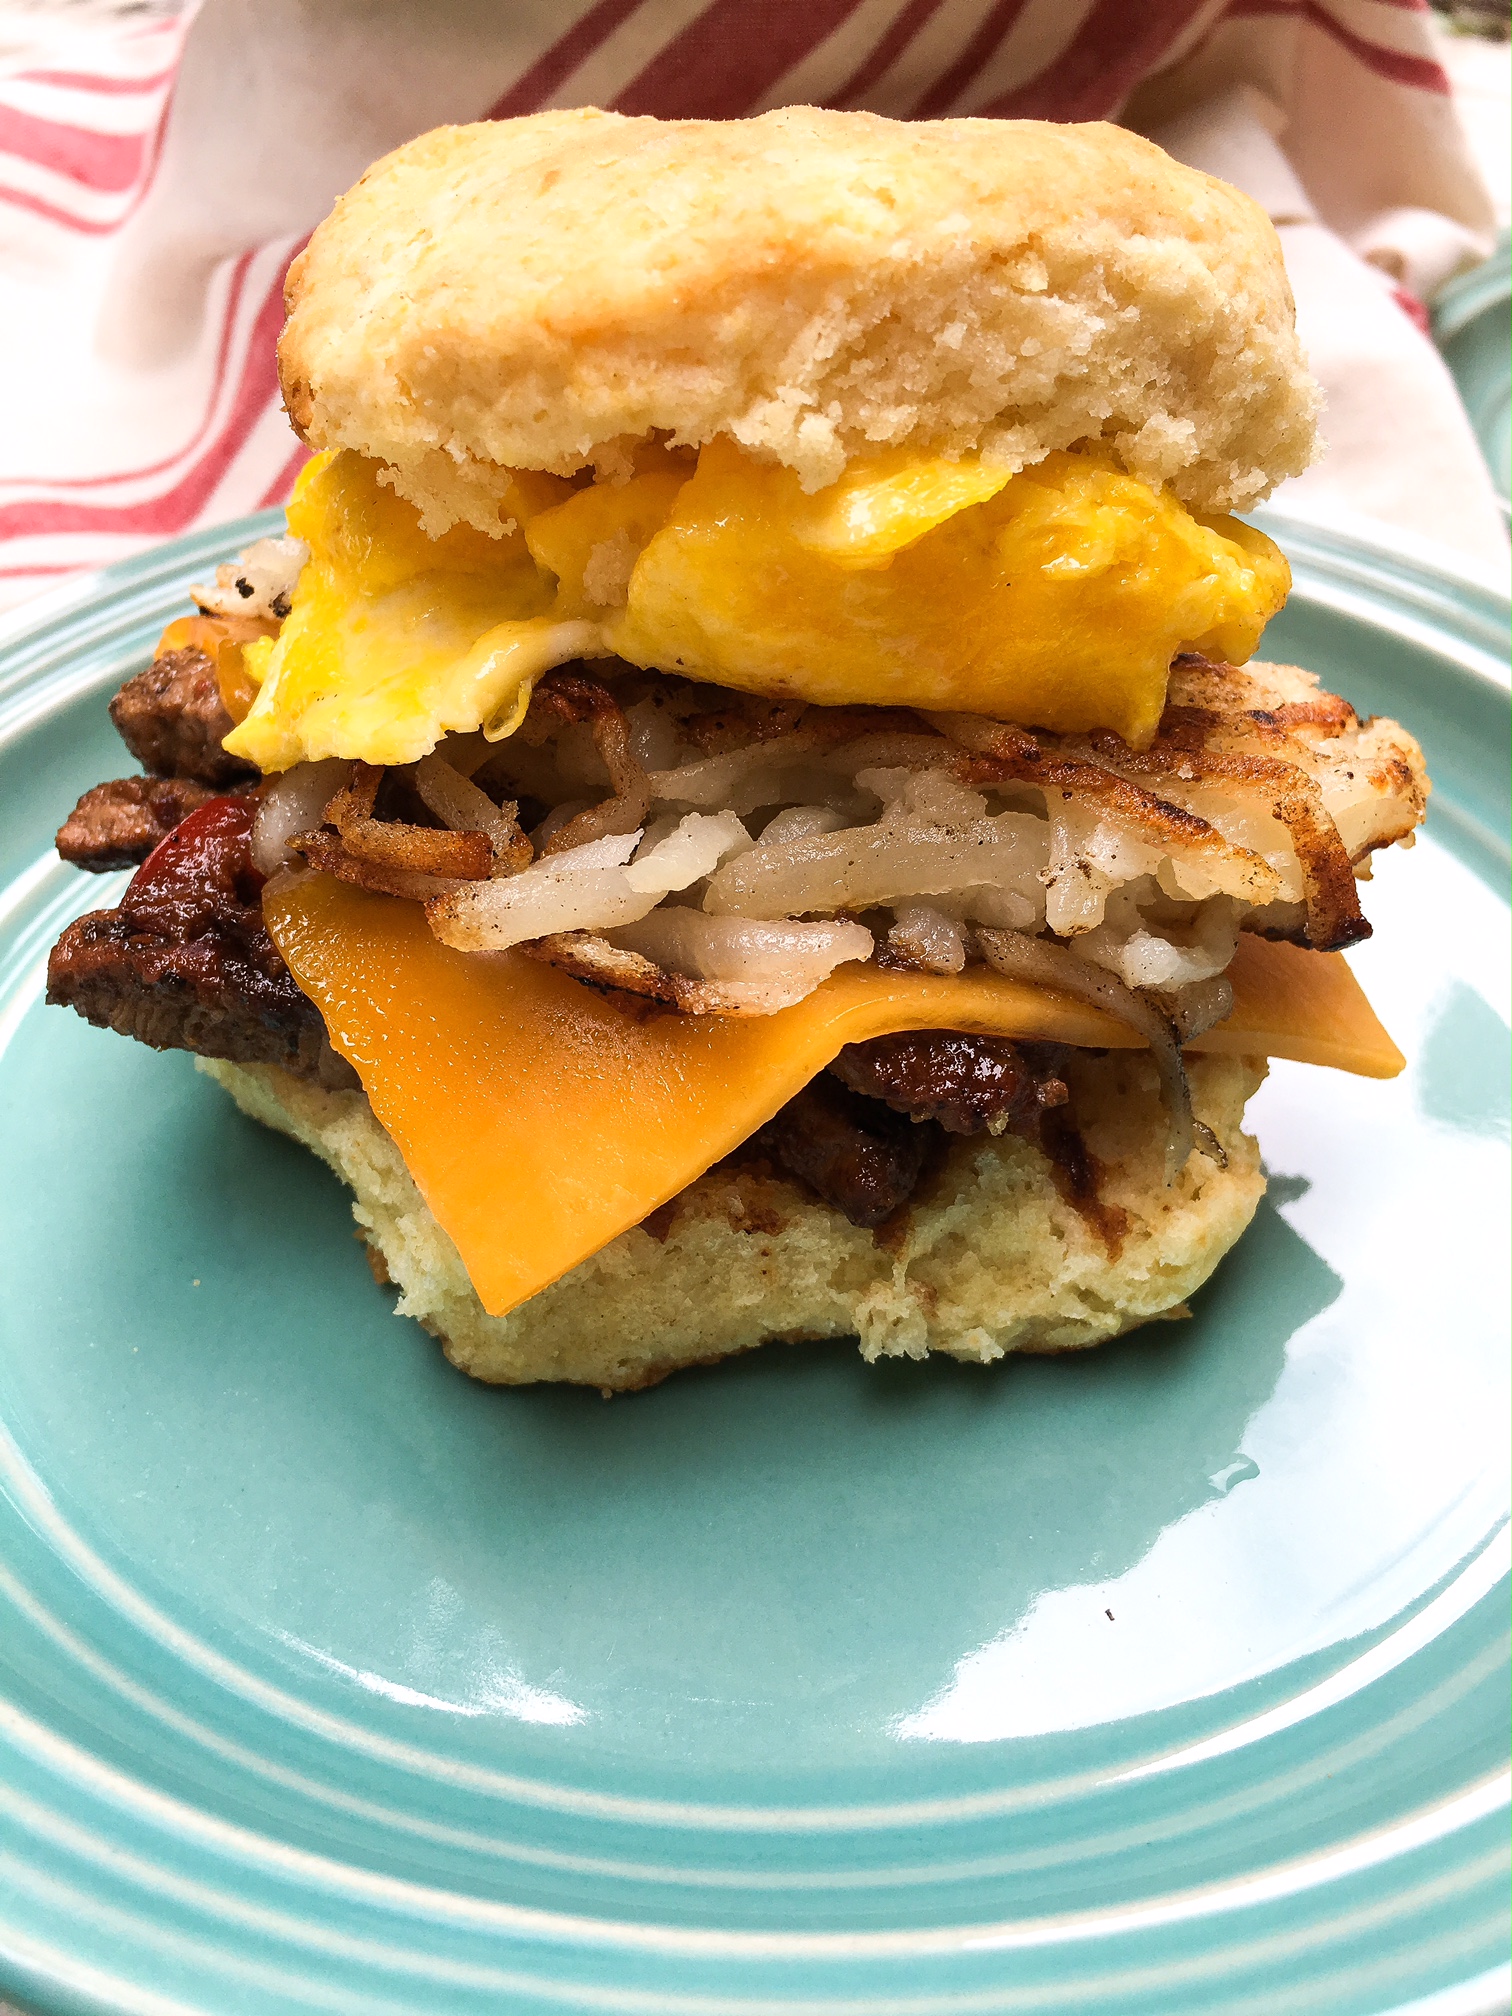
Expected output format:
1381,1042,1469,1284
0,516,1507,2016
1434,242,1512,519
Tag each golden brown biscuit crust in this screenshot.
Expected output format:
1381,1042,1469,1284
280,108,1316,533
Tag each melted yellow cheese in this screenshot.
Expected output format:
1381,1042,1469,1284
229,440,1289,771
267,877,1402,1318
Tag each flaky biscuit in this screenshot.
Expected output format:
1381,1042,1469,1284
280,108,1316,534
200,1050,1268,1392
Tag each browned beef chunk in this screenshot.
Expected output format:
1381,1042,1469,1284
829,1030,1069,1135
55,775,230,872
755,1074,933,1228
757,1033,1074,1227
46,763,1095,1230
109,647,258,786
47,794,355,1087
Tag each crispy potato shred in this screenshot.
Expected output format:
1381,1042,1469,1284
286,756,530,899
528,668,653,855
263,652,1428,1174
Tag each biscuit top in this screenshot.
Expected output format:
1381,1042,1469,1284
280,107,1317,536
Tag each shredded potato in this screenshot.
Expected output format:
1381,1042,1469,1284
608,910,873,1002
258,645,1426,1039
200,502,1426,1163
625,812,751,894
427,830,650,950
704,806,1049,920
252,759,349,874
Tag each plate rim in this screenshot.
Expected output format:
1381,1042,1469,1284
0,515,1507,2015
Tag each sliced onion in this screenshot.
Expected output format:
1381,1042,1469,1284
540,792,648,857
607,910,873,1009
624,812,751,894
250,759,350,874
647,745,863,818
531,799,591,851
886,906,966,974
426,830,649,951
1154,974,1235,1044
531,669,652,855
975,928,1194,1182
623,697,681,772
757,805,848,847
191,535,310,621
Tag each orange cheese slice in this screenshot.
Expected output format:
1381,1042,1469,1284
266,877,1404,1317
155,613,278,726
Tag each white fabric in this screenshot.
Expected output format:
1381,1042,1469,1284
1276,218,1506,565
1147,83,1508,577
0,0,1503,611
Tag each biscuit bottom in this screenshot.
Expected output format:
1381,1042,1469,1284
199,1050,1268,1392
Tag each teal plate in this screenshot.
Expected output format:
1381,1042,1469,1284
0,516,1507,2015
1433,242,1512,519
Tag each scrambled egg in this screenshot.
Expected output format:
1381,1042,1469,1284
613,441,1286,746
225,439,1289,772
226,452,580,771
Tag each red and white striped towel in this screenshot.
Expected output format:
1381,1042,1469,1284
0,16,179,234
0,0,1501,611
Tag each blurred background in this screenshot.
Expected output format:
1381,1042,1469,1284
0,0,1505,612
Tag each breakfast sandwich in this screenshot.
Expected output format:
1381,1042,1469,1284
48,109,1429,1391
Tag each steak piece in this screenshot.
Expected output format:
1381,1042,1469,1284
830,1030,1069,1135
109,647,259,786
47,795,355,1087
756,1074,933,1228
55,775,227,872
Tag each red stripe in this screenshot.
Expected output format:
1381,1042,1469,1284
0,562,101,582
0,106,148,193
1391,284,1432,334
1223,0,1449,90
976,0,1207,118
13,63,178,96
484,0,648,117
0,255,258,493
0,179,129,233
828,0,950,105
611,0,869,118
908,0,1031,116
1314,8,1447,90
134,59,177,209
257,443,312,510
0,259,290,540
0,114,172,234
0,43,180,235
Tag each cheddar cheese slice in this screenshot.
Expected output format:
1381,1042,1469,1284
267,879,1403,1317
155,613,278,727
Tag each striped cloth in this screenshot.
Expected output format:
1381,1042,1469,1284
0,0,1497,607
